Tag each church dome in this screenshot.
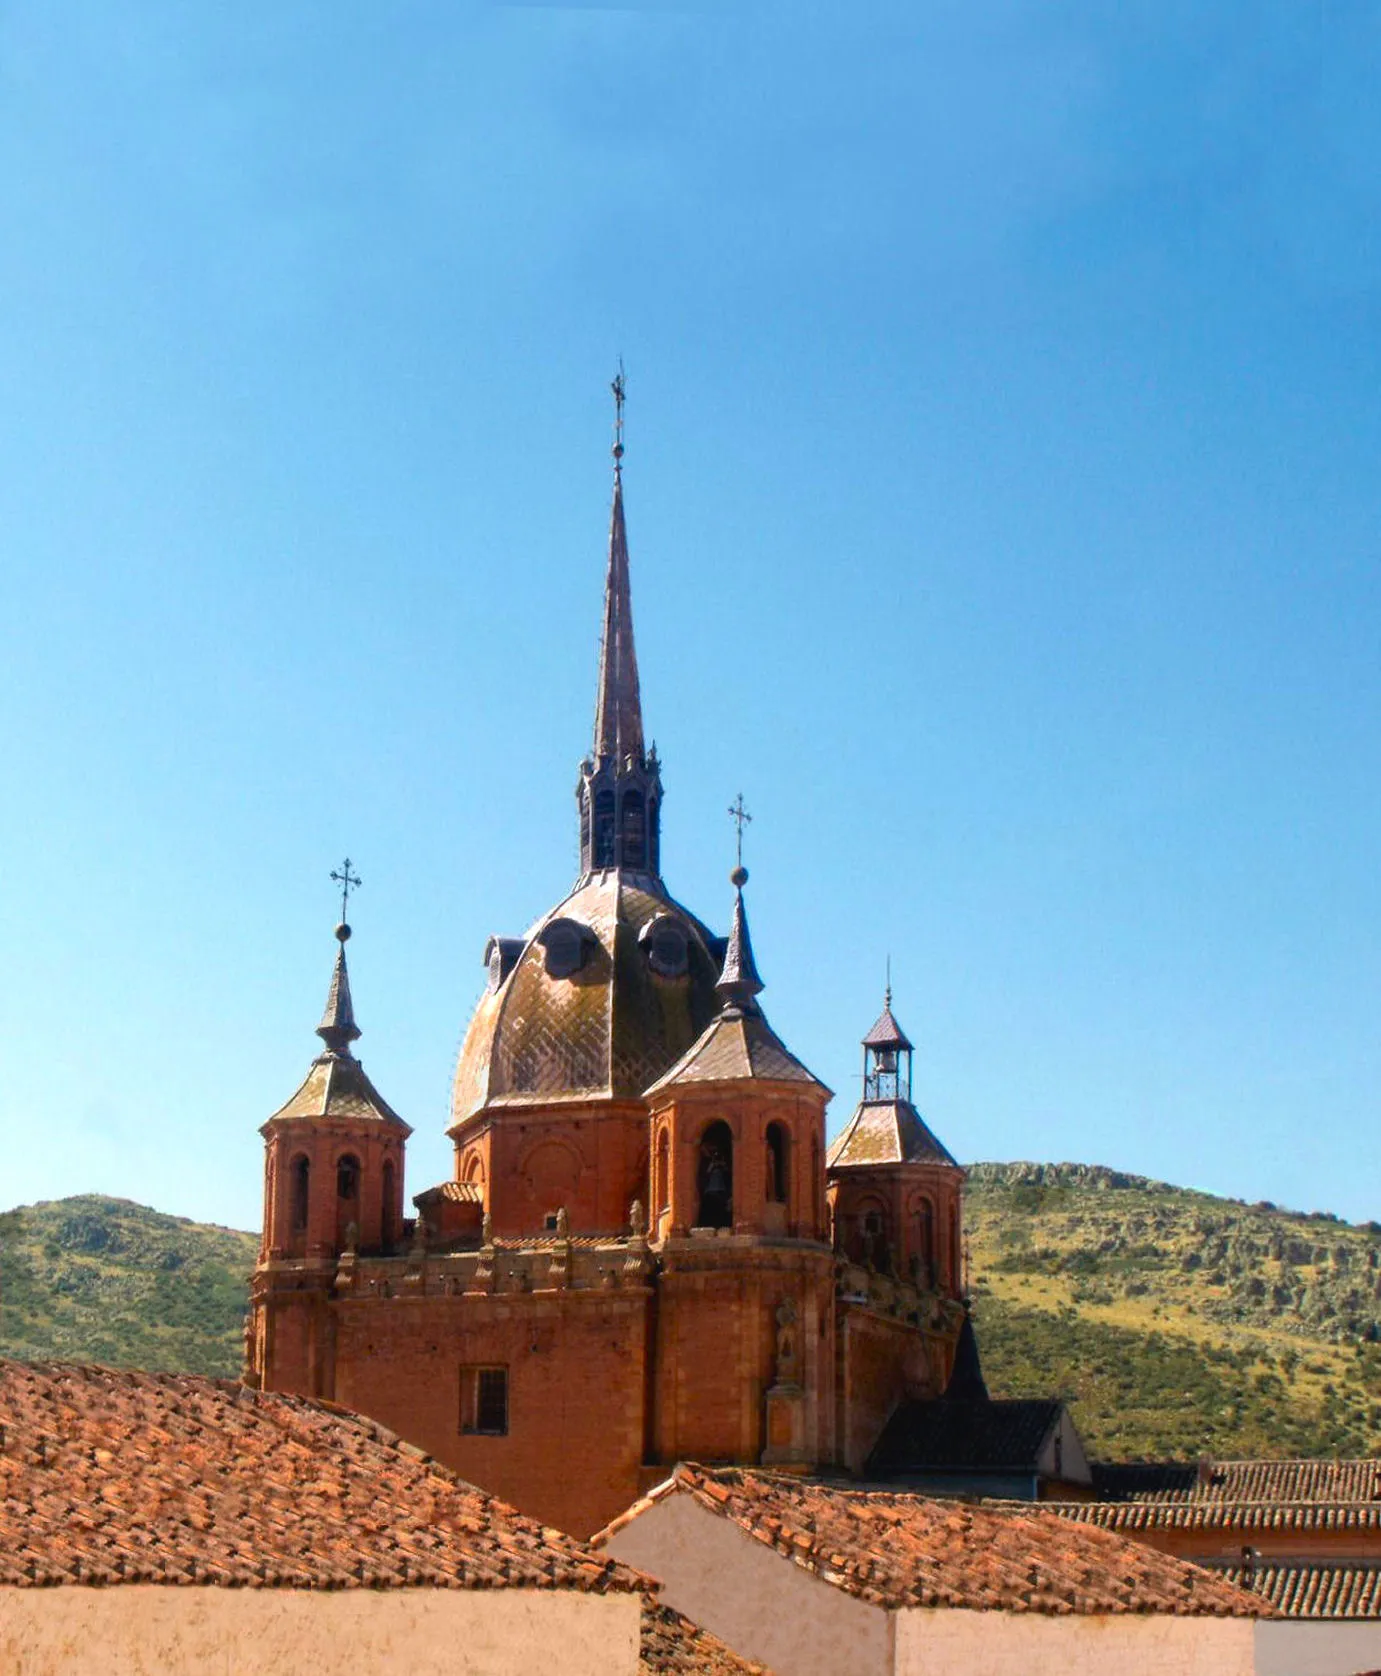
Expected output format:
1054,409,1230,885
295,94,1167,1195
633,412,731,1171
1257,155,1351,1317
450,871,724,1125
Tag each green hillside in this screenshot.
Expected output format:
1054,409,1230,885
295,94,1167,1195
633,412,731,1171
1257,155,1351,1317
5,1175,1381,1464
0,1195,256,1377
967,1162,1381,1460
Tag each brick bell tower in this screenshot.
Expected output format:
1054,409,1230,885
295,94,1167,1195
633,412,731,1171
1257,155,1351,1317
643,862,835,1469
248,869,411,1396
826,987,965,1300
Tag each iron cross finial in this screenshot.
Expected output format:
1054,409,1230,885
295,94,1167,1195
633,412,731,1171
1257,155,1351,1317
611,360,626,465
728,793,753,869
885,953,892,1009
330,858,362,924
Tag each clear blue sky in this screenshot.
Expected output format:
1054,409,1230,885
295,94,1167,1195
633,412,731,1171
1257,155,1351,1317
2,3,1379,1232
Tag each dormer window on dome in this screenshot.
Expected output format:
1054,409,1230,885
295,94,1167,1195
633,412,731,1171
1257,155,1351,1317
537,917,596,979
484,936,525,993
639,913,689,979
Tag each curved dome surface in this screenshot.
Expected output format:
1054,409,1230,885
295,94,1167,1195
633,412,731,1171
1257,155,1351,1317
450,872,725,1126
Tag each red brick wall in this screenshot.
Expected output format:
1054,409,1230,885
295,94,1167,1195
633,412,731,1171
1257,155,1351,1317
453,1103,648,1238
330,1290,651,1539
838,1307,941,1473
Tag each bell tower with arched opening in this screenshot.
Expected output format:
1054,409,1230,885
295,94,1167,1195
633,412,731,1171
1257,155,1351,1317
826,988,965,1300
249,887,410,1397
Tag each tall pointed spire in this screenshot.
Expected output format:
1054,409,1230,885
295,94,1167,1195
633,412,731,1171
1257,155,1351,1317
576,368,663,879
317,922,361,1058
716,865,765,1011
592,366,645,765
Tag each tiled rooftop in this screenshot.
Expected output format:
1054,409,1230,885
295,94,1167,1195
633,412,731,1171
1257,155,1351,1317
867,1398,1062,1476
640,1602,774,1673
265,1055,407,1128
414,1180,485,1204
1213,1562,1381,1620
0,1360,644,1592
645,1007,826,1095
594,1466,1268,1616
1043,1500,1381,1537
1093,1458,1381,1505
826,1100,957,1169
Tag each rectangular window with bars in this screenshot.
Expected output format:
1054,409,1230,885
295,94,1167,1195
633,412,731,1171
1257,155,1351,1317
459,1365,508,1435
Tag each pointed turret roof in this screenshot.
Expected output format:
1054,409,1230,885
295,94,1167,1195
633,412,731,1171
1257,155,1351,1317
826,1100,957,1169
592,434,644,766
715,868,764,1010
645,868,829,1098
862,994,913,1052
264,918,409,1133
316,926,362,1057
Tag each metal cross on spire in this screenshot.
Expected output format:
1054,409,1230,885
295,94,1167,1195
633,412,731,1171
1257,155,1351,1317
330,858,362,925
611,360,626,467
728,793,752,870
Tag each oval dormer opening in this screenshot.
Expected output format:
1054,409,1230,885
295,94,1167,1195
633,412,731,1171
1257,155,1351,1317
639,913,689,979
538,917,595,979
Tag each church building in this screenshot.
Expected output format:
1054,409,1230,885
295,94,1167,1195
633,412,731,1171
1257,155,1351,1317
247,386,969,1538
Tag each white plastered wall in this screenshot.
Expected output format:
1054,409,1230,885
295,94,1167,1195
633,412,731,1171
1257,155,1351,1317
1254,1619,1381,1676
894,1608,1256,1676
0,1585,641,1676
602,1491,891,1676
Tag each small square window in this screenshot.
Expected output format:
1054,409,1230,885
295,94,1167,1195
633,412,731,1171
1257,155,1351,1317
460,1365,508,1436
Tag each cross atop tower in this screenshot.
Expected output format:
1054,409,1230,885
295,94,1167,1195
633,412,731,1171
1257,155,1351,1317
330,858,362,927
611,361,626,467
728,793,752,870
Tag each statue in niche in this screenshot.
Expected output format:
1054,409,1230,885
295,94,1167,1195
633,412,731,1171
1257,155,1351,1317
774,1296,800,1386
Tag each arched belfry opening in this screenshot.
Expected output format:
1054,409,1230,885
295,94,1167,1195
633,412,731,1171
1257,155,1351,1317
289,1156,310,1236
766,1122,789,1205
697,1120,734,1228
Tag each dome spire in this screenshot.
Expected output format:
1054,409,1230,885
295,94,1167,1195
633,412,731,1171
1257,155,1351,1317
317,859,362,1059
592,363,644,766
576,368,662,878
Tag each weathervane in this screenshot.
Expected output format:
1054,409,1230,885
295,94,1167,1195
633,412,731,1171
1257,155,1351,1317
728,793,752,870
611,360,626,467
330,858,362,926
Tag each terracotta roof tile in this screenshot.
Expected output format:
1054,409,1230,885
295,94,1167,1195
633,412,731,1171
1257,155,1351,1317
1212,1562,1381,1620
1042,1500,1381,1538
1093,1458,1381,1505
640,1601,774,1673
414,1181,485,1205
594,1467,1268,1616
0,1360,644,1593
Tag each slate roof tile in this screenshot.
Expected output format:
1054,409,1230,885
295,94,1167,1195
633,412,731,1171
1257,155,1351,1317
826,1101,957,1169
0,1360,644,1593
867,1398,1061,1476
